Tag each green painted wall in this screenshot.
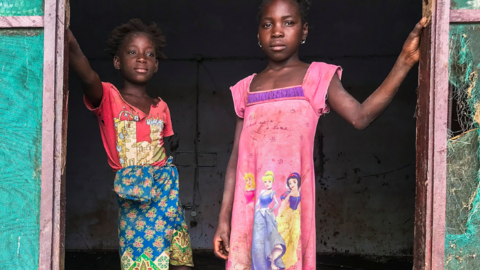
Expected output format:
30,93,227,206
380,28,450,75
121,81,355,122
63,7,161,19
0,29,43,270
451,0,480,9
0,0,43,16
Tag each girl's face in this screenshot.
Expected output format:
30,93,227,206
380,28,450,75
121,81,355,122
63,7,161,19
288,178,298,190
258,0,308,62
264,179,273,189
114,32,159,84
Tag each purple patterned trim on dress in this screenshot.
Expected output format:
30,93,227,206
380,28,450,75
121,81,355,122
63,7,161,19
247,86,305,104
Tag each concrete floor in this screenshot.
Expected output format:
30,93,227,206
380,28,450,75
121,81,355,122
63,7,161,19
65,251,413,270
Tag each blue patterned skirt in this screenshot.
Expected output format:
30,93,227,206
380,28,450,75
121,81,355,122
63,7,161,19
114,157,193,269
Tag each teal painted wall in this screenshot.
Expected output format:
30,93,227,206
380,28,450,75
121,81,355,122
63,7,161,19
0,0,43,16
451,0,480,9
0,29,43,270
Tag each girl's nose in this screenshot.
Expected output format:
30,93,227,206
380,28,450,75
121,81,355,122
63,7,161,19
136,57,147,63
272,24,284,38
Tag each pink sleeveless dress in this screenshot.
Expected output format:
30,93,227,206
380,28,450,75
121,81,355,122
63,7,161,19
227,62,342,270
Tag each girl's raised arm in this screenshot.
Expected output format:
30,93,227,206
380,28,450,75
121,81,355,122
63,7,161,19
213,116,244,260
68,29,103,108
327,18,426,130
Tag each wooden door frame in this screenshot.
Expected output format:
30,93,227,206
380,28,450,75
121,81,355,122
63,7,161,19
415,1,480,270
0,0,68,269
39,0,69,269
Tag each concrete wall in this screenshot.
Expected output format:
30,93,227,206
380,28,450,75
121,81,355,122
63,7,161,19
66,0,421,256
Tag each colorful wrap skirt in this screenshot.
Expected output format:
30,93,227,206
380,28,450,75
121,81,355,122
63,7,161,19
114,157,194,270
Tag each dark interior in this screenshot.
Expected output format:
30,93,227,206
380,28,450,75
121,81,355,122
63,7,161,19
65,0,421,268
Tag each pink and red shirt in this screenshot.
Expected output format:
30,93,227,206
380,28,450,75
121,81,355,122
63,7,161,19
85,82,173,171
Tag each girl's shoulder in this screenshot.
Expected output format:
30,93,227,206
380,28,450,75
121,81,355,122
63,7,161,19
306,62,342,79
303,62,343,116
230,74,256,94
84,82,119,111
101,81,122,99
230,74,255,118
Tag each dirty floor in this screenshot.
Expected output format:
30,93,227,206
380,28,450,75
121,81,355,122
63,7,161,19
65,251,413,270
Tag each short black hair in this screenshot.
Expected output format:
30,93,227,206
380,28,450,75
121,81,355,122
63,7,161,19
258,0,311,23
107,18,167,60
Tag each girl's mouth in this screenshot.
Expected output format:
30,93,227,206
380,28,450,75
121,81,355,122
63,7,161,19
134,68,148,74
270,45,286,52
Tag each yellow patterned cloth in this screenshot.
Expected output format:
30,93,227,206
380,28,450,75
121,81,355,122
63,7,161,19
116,158,193,269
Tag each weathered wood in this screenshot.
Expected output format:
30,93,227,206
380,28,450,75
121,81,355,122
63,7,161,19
66,0,70,29
431,0,450,268
39,0,57,267
414,22,433,270
414,0,450,269
39,0,67,269
423,0,434,26
451,9,480,23
52,0,68,268
0,16,44,28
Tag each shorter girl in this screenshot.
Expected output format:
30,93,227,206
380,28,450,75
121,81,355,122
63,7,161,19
68,19,193,270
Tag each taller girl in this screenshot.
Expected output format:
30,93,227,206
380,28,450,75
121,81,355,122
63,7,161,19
213,0,425,269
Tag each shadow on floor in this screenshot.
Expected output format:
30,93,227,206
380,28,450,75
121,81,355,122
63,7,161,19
65,250,413,270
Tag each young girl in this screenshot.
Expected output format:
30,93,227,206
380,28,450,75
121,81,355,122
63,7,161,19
68,19,193,270
213,0,426,269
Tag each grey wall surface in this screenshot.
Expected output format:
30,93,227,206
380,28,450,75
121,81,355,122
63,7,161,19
66,0,421,256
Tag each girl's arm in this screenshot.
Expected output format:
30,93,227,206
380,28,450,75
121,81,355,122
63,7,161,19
68,29,103,108
327,18,426,130
213,117,244,260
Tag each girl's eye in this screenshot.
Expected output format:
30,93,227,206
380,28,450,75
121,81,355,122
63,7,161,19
263,22,272,28
128,51,136,55
285,21,294,26
147,52,155,57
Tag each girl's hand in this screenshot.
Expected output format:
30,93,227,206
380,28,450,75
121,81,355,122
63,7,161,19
213,222,231,260
398,17,427,68
67,29,75,45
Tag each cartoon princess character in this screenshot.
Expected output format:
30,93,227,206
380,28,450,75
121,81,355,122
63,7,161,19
251,171,286,270
244,173,256,204
276,172,302,269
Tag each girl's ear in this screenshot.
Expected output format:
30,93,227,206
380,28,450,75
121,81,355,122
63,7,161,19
154,59,159,73
113,55,121,70
302,23,309,41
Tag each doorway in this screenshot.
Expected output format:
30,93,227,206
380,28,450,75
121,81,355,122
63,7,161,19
64,0,421,269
